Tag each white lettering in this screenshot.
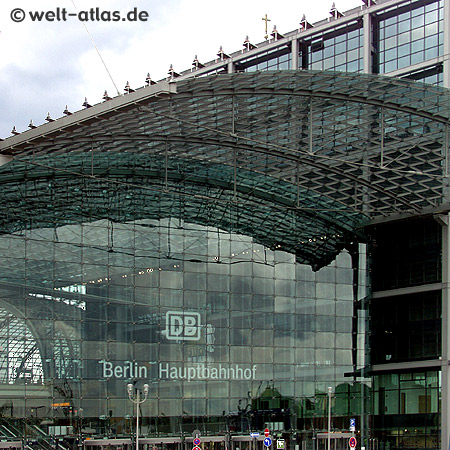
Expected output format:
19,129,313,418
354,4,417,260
100,360,113,378
159,363,169,378
165,311,201,341
170,316,184,337
98,361,256,381
158,363,258,382
139,365,148,378
184,316,197,337
99,360,148,379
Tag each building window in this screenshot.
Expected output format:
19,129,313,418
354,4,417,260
236,48,291,73
375,0,444,74
369,218,442,291
372,371,440,450
370,291,441,364
300,20,363,73
400,64,443,85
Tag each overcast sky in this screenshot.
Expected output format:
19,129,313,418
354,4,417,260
0,0,361,139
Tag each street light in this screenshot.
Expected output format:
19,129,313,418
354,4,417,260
327,387,333,450
127,383,149,450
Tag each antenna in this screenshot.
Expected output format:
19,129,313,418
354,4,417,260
69,0,121,96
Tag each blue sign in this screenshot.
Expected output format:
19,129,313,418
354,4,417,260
264,437,272,447
350,418,356,431
193,438,201,446
250,433,260,438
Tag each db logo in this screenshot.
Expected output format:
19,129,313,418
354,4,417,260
165,311,201,341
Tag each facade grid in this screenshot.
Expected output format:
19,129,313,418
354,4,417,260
0,1,449,450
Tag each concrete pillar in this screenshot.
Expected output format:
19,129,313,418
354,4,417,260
363,11,372,74
444,0,450,88
436,213,450,450
291,38,299,70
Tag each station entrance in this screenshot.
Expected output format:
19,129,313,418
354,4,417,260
315,433,356,450
83,435,269,450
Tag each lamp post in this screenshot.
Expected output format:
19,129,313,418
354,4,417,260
127,383,149,450
327,387,333,450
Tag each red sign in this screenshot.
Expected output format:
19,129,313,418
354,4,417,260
349,437,357,449
194,438,201,446
193,446,201,450
264,429,270,438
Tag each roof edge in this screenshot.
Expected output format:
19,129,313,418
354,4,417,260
0,81,177,153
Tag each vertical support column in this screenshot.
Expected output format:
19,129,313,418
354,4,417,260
445,124,449,177
291,38,299,70
309,98,314,154
443,0,450,88
228,61,235,74
363,11,372,74
380,108,385,168
437,214,450,450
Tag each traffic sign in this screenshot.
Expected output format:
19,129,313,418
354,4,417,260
194,438,201,446
349,437,357,449
264,429,270,438
350,418,356,432
264,437,272,447
250,433,260,438
277,440,285,449
193,446,201,450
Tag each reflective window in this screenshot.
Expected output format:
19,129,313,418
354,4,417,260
372,371,440,449
0,218,368,438
237,48,291,72
400,64,443,85
300,20,363,72
375,0,443,74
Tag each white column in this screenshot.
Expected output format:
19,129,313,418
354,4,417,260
437,214,450,450
363,11,372,74
291,38,299,70
443,0,450,88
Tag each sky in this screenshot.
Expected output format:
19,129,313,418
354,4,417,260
0,0,362,139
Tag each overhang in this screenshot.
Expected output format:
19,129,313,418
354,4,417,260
0,70,449,269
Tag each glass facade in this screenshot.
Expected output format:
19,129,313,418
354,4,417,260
372,371,440,450
371,291,441,364
237,48,291,72
300,20,363,73
370,219,441,292
369,217,443,450
400,64,444,85
375,0,444,74
1,0,449,445
0,215,368,442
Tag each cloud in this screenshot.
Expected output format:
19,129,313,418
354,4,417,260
0,0,361,138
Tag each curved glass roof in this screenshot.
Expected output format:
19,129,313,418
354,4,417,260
0,70,449,269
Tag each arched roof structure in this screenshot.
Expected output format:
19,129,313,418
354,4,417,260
0,70,449,270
